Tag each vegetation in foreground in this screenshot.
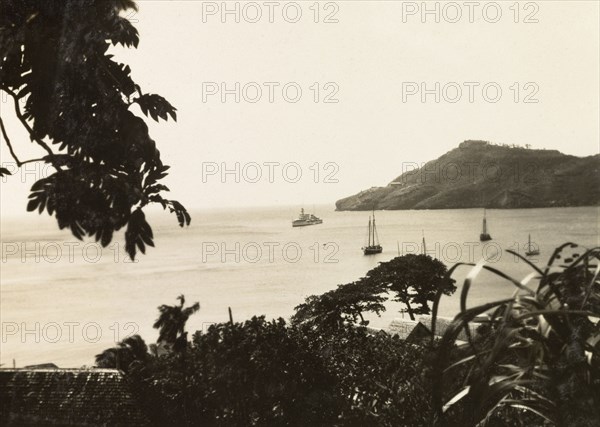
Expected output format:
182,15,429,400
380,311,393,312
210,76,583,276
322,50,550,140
96,247,599,426
432,243,600,426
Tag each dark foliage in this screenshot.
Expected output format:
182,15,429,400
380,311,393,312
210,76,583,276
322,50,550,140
299,323,433,426
0,0,189,259
432,244,600,426
129,317,432,426
365,254,456,320
292,255,455,329
292,278,387,329
153,294,200,349
130,317,341,426
95,334,150,374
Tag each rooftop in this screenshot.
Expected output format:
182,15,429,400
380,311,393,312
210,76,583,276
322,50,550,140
0,367,148,426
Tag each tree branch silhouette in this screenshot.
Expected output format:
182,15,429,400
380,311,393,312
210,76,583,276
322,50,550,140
0,115,48,167
2,88,60,170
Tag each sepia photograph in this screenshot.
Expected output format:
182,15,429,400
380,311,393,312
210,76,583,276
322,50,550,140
1,1,599,425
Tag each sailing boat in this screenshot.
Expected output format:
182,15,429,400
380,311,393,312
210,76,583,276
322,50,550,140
480,209,492,241
525,234,540,256
362,210,383,255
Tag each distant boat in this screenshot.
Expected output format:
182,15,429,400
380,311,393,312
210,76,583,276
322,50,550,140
525,234,540,256
480,209,492,241
362,210,383,255
292,208,322,227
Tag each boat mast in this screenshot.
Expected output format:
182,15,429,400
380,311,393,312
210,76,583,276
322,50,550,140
373,215,379,246
368,216,372,247
372,209,379,246
482,209,487,234
421,230,427,255
528,233,531,251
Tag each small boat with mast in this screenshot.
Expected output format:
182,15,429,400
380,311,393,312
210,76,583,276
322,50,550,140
362,210,383,255
525,234,540,256
480,208,492,241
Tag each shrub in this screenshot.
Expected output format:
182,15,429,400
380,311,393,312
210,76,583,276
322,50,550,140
432,243,600,426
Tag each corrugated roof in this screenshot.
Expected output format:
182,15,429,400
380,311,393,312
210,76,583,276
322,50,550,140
0,368,148,426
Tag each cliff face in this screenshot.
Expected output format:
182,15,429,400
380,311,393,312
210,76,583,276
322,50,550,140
336,141,600,211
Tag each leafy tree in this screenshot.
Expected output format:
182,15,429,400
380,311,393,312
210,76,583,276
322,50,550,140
95,334,150,373
130,316,342,426
365,254,456,320
296,322,433,425
292,279,387,329
129,317,433,426
0,0,189,259
153,294,199,350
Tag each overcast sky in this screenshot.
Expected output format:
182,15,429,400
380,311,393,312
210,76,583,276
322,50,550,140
1,0,599,216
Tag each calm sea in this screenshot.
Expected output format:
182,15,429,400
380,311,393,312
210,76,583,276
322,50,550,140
1,205,598,367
